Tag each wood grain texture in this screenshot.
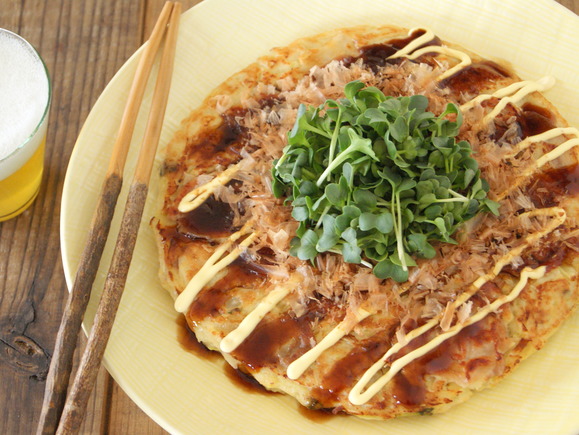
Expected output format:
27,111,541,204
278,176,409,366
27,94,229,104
37,173,123,435
58,182,150,434
0,1,575,434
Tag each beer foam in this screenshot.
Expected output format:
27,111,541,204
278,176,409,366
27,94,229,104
0,31,49,161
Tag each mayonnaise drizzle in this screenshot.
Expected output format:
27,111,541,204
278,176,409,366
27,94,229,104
387,28,435,60
178,162,242,213
460,76,556,123
174,223,258,313
505,127,579,157
473,207,564,285
484,76,555,122
395,45,472,81
286,307,371,380
348,265,547,405
496,128,579,201
461,80,529,111
535,137,579,170
220,282,296,353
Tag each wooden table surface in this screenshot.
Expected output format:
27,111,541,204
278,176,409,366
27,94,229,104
0,0,577,433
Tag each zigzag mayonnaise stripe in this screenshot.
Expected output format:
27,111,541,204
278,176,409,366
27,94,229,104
460,76,555,125
220,281,297,353
344,207,564,404
348,266,547,405
505,127,579,158
460,76,555,113
174,223,258,313
395,45,472,81
496,131,579,201
178,162,244,213
386,28,435,60
286,307,371,380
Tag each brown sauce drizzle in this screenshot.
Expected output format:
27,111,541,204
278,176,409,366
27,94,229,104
342,29,440,71
186,108,249,168
387,332,449,407
490,101,557,143
566,164,579,196
440,61,512,97
176,315,219,361
297,406,338,423
216,113,246,153
313,337,391,405
158,224,194,247
390,319,491,408
225,363,341,423
256,94,284,110
525,241,574,272
518,102,557,138
188,262,266,323
526,163,579,208
504,235,579,275
188,287,230,324
157,224,217,275
224,363,276,395
232,311,316,371
231,301,333,371
185,95,284,167
177,196,236,238
178,318,280,399
485,98,519,143
314,318,493,409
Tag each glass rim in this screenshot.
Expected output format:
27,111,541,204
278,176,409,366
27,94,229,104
0,28,52,164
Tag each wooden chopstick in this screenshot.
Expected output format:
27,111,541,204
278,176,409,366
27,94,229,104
36,2,179,434
55,4,181,433
55,4,181,434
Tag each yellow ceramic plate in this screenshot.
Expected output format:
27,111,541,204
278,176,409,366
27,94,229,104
61,0,579,433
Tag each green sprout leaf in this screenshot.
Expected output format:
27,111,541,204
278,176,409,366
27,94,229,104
272,80,496,281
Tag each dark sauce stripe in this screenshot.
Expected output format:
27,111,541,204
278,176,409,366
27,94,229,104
526,164,579,208
313,338,390,405
440,61,512,96
518,102,557,138
188,262,266,323
232,301,333,371
177,196,236,239
186,108,249,169
341,29,441,71
232,313,314,370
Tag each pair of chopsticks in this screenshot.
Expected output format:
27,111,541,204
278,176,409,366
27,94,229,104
37,2,181,434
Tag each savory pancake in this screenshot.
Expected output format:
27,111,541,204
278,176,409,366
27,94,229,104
151,25,579,419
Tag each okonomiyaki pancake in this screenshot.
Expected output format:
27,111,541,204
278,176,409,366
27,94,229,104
151,25,579,419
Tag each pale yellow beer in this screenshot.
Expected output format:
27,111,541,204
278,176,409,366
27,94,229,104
0,29,51,222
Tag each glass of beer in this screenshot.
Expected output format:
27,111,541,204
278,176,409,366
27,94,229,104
0,29,51,222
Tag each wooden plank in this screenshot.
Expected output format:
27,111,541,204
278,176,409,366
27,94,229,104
104,381,168,435
559,0,579,11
